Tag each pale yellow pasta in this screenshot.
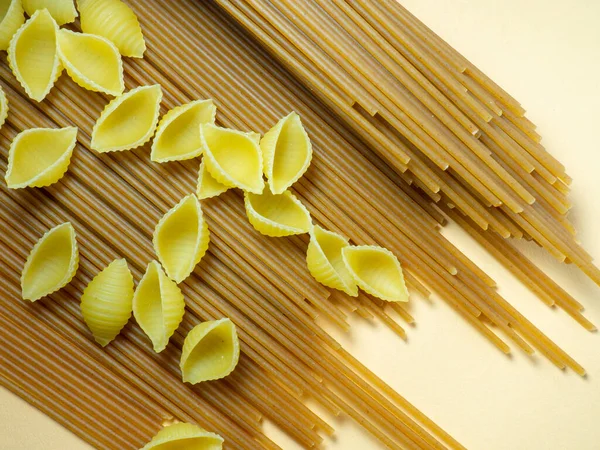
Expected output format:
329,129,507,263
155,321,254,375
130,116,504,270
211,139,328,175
133,260,185,353
244,189,311,237
5,126,77,189
261,112,312,194
180,318,240,384
8,9,62,102
306,225,358,296
80,258,133,347
21,222,79,302
22,0,76,25
141,423,224,450
151,99,216,163
91,84,162,152
77,0,145,58
0,85,8,130
196,160,229,200
200,123,264,194
153,194,209,284
57,29,124,96
342,245,409,302
0,0,24,51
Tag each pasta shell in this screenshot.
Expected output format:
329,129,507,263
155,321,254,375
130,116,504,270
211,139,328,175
8,9,62,102
200,124,264,194
57,29,124,96
151,99,216,163
77,0,145,58
5,126,78,189
21,222,79,302
306,225,358,296
0,86,8,130
180,318,240,384
141,423,223,450
196,160,229,200
342,246,409,302
80,258,134,347
153,194,209,284
22,0,76,25
261,112,312,194
244,189,311,237
91,84,162,153
133,260,185,353
0,0,24,51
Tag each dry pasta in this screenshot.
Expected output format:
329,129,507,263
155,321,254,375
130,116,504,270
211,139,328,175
141,423,224,450
0,0,24,50
20,222,78,302
0,85,8,130
22,0,76,25
5,126,77,189
196,160,229,200
244,189,312,237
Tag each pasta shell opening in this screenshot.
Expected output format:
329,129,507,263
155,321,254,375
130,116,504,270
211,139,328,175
22,0,77,25
261,112,312,194
151,99,216,163
200,124,264,194
0,86,8,130
342,246,409,302
57,29,124,96
153,194,209,283
0,0,24,51
196,160,229,200
21,222,79,302
244,189,312,237
5,126,78,188
180,318,240,384
141,423,224,450
91,84,162,152
133,260,185,353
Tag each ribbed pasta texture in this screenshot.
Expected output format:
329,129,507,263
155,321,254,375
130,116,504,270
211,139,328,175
141,423,224,450
244,189,312,237
22,0,77,25
0,0,25,50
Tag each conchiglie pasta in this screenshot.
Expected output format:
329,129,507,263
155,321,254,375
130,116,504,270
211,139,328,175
153,194,209,284
151,99,216,163
57,29,124,96
0,86,8,130
141,423,224,450
5,127,78,189
133,260,185,353
21,222,79,302
22,0,77,25
91,84,162,152
0,0,24,51
342,246,409,302
81,258,134,346
196,160,229,200
8,9,62,102
180,318,240,384
244,189,311,237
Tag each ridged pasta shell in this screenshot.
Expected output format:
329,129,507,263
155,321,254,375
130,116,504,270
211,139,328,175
8,9,62,102
153,194,209,284
57,29,124,96
342,246,409,302
77,0,145,58
141,423,224,450
244,189,311,237
80,258,134,347
196,160,229,200
200,124,264,194
0,86,8,130
261,112,312,194
180,318,240,384
133,260,185,353
151,99,216,163
0,0,24,50
22,0,76,25
21,222,79,302
306,225,358,296
91,84,162,153
5,126,78,189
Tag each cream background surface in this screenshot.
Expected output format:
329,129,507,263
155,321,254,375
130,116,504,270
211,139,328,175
2,0,600,448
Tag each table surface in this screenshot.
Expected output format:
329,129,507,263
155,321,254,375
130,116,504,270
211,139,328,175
2,1,600,448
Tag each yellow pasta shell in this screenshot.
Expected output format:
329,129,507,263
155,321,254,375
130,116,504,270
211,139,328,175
21,222,79,302
0,85,8,130
306,225,358,296
8,9,62,102
196,160,229,200
5,126,77,189
180,318,240,384
133,260,185,353
57,29,124,96
151,99,216,163
261,112,312,194
141,423,224,450
244,189,311,237
91,84,162,153
80,258,134,347
153,194,210,284
77,0,145,58
22,0,76,25
342,245,409,302
0,0,24,50
200,123,264,194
